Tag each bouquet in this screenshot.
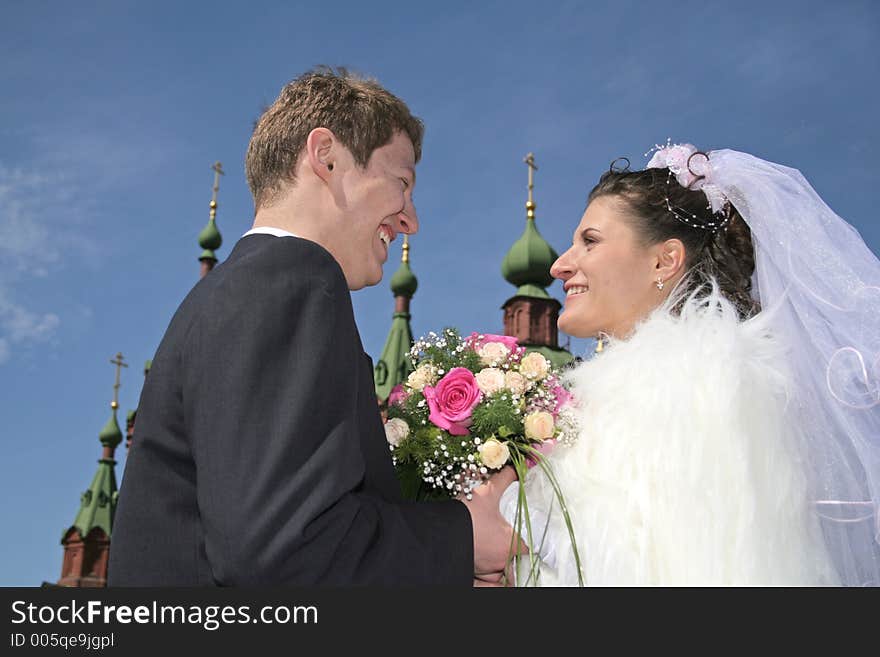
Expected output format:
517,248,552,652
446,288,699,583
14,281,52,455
385,328,584,585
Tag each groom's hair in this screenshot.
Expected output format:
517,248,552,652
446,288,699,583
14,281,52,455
245,66,424,210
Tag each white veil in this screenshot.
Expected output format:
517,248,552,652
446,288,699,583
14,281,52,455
705,149,880,586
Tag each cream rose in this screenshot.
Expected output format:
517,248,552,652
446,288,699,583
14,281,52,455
384,418,410,447
475,368,506,395
407,363,438,392
504,371,527,395
524,411,555,441
519,352,550,380
478,439,510,469
478,342,511,366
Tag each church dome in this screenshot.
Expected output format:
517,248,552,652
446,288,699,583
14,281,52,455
98,409,123,449
390,260,418,298
501,206,558,292
198,209,222,251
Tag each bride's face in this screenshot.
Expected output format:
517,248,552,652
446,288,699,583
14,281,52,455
551,196,666,339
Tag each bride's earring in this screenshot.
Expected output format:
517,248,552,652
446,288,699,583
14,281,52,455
656,278,665,291
595,336,604,353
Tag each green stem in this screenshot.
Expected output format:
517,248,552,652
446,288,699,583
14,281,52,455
520,444,586,587
506,450,543,586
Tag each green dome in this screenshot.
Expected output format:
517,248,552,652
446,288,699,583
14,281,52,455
390,260,418,297
501,218,558,292
198,217,222,251
98,410,123,448
199,249,217,262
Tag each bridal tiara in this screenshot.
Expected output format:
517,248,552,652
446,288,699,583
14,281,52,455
645,140,731,232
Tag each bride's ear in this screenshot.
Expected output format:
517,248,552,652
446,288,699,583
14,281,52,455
654,238,686,281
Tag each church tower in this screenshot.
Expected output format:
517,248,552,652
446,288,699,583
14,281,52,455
374,236,418,401
500,153,573,368
58,354,127,587
198,162,224,278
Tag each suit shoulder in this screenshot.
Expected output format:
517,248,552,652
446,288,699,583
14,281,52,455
184,236,349,311
225,235,346,290
166,237,348,344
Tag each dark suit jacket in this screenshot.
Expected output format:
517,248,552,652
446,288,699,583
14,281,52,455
108,234,473,585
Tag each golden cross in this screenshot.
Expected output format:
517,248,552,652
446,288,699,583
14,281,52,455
210,162,225,205
402,234,410,264
524,153,538,204
109,352,128,410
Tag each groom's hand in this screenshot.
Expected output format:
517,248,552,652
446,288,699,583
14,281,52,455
459,466,527,578
473,573,505,587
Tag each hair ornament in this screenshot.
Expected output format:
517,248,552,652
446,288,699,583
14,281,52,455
609,157,631,174
645,139,730,231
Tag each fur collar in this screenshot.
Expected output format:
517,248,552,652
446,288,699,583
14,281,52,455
527,290,838,585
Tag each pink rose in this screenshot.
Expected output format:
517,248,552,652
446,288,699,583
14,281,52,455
423,367,482,436
466,332,520,353
549,378,574,416
388,384,408,406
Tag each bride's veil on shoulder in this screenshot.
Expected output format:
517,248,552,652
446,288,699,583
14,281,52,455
710,149,880,585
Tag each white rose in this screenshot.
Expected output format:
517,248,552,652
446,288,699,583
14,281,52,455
524,411,555,441
407,364,438,392
504,371,527,395
478,439,510,469
384,418,410,447
475,368,506,395
519,352,550,380
478,342,511,366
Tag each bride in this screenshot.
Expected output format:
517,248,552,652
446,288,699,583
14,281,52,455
500,142,880,586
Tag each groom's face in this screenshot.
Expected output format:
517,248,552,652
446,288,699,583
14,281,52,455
331,131,419,290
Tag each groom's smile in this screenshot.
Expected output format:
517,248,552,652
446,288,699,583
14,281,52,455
333,130,419,290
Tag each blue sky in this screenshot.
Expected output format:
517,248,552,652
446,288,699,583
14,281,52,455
1,0,878,586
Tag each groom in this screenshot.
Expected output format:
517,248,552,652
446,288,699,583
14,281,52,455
108,67,517,586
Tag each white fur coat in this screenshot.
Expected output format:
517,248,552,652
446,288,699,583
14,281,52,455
501,291,840,586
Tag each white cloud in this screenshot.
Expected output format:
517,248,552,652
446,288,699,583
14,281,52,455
0,289,60,365
0,295,60,342
0,165,78,364
0,111,176,364
0,165,81,273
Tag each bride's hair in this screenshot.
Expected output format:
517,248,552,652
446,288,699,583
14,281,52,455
589,163,760,319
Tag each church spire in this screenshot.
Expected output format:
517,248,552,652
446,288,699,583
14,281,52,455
500,153,558,298
58,353,126,587
525,151,537,220
198,162,224,278
375,235,417,402
500,153,573,369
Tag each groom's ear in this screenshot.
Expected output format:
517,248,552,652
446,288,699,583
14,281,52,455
304,127,337,184
655,238,686,279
